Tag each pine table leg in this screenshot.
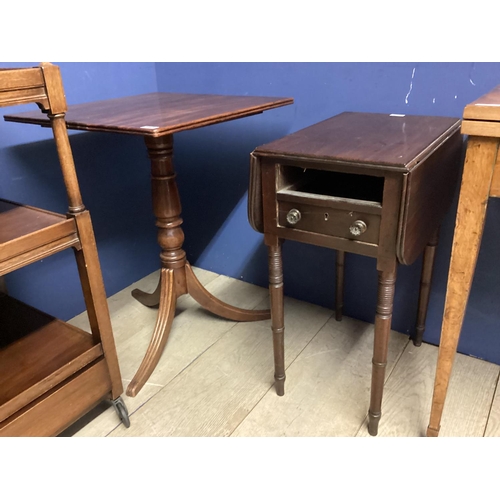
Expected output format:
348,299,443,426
427,136,499,437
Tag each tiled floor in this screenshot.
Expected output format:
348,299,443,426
62,267,500,437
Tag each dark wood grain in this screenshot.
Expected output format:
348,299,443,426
5,92,294,137
248,153,265,233
274,225,380,257
268,239,285,396
397,130,463,265
250,111,464,436
255,112,460,170
368,264,397,436
277,199,381,244
413,227,440,347
376,174,404,269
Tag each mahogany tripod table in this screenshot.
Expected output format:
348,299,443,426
427,86,500,437
5,92,293,397
249,112,462,436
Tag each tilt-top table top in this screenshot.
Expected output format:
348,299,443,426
4,92,294,137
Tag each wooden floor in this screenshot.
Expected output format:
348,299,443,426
62,267,500,438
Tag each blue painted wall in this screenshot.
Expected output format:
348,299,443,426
2,62,500,365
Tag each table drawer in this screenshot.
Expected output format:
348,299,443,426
277,196,381,244
272,164,383,244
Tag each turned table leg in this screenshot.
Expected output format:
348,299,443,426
413,227,440,347
268,238,285,396
128,135,270,397
427,136,499,437
368,263,397,436
335,250,345,321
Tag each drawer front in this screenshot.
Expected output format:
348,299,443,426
278,199,380,244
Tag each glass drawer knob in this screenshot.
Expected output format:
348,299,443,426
349,220,367,236
286,208,301,225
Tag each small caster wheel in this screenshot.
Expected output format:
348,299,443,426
112,396,130,428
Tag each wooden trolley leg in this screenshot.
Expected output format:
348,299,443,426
413,227,440,347
73,210,123,400
368,264,397,436
427,136,499,437
268,238,285,396
335,250,345,321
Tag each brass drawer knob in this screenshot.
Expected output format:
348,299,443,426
349,220,367,236
286,208,301,225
